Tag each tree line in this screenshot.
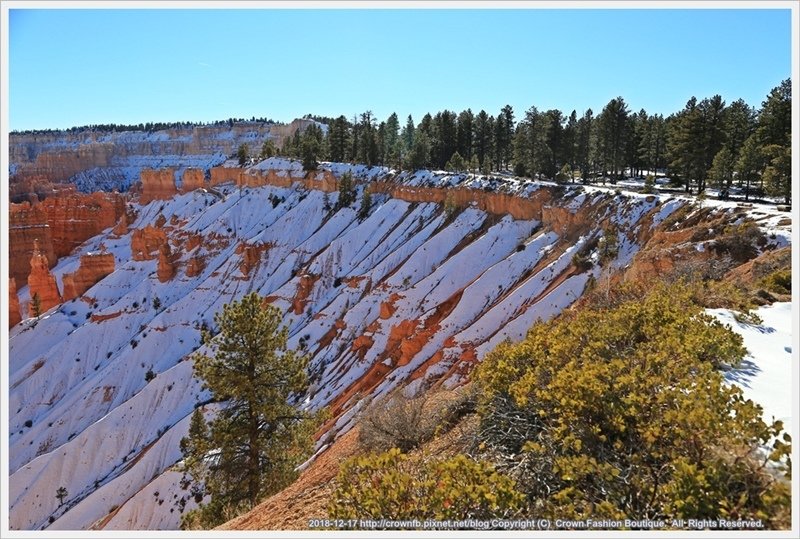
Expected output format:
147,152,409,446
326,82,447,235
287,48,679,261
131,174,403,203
272,79,790,203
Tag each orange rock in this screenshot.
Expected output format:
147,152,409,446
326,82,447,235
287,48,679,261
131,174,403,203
157,245,176,282
131,226,168,261
292,274,318,316
28,240,62,315
9,278,21,328
238,242,270,276
62,251,115,300
9,202,56,284
140,168,177,204
43,192,126,258
185,256,205,277
185,234,203,252
181,168,205,192
209,166,241,186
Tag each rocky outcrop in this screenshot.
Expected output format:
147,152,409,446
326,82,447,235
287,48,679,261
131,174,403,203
9,202,56,284
9,278,22,328
62,251,115,300
27,240,62,315
157,245,176,283
9,193,125,284
44,192,126,258
140,168,177,204
209,166,241,186
185,256,205,277
181,168,205,192
236,242,270,277
131,226,168,261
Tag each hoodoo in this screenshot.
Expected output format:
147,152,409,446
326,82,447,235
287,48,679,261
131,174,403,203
27,239,62,315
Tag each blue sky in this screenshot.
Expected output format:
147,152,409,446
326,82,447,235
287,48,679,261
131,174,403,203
8,8,792,131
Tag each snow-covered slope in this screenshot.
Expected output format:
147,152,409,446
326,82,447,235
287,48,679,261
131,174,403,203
9,161,789,530
709,302,794,439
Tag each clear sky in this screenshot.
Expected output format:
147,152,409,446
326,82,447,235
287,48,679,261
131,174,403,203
8,7,793,131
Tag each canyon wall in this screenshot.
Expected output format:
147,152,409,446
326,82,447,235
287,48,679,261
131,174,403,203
9,120,321,201
9,193,126,284
62,252,116,301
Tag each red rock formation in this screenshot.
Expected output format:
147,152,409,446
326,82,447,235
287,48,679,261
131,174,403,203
157,245,176,283
9,202,56,284
130,226,168,261
236,242,270,276
28,240,62,315
185,234,203,252
9,192,125,285
9,278,22,328
209,166,241,186
62,251,115,300
292,274,318,315
181,168,205,192
185,256,205,277
140,168,177,204
44,192,126,257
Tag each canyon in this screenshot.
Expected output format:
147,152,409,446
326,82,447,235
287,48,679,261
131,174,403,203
7,146,792,530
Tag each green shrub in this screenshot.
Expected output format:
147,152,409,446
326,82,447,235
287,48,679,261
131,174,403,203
759,269,791,295
472,283,791,526
329,449,524,523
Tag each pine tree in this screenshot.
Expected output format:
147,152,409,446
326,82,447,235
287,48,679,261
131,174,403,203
237,143,249,167
456,109,474,161
328,116,350,163
708,146,735,196
762,144,791,204
31,292,42,319
446,151,466,172
336,171,355,208
473,110,493,169
358,188,372,221
735,135,763,202
55,486,68,507
408,131,430,171
180,293,317,527
259,139,276,160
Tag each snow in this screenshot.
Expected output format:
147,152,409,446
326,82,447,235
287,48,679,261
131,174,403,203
707,303,793,439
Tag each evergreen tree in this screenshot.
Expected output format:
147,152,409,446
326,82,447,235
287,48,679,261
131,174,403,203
384,113,401,166
336,171,356,208
668,97,706,192
735,135,763,202
328,116,350,163
181,293,317,527
762,144,791,204
500,105,515,170
708,146,736,196
597,97,629,181
562,110,578,179
259,140,276,160
445,151,466,172
401,114,415,155
575,109,594,181
358,188,373,221
456,109,474,161
473,110,494,169
237,143,249,167
408,131,431,171
31,292,42,319
722,98,756,160
756,79,791,148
